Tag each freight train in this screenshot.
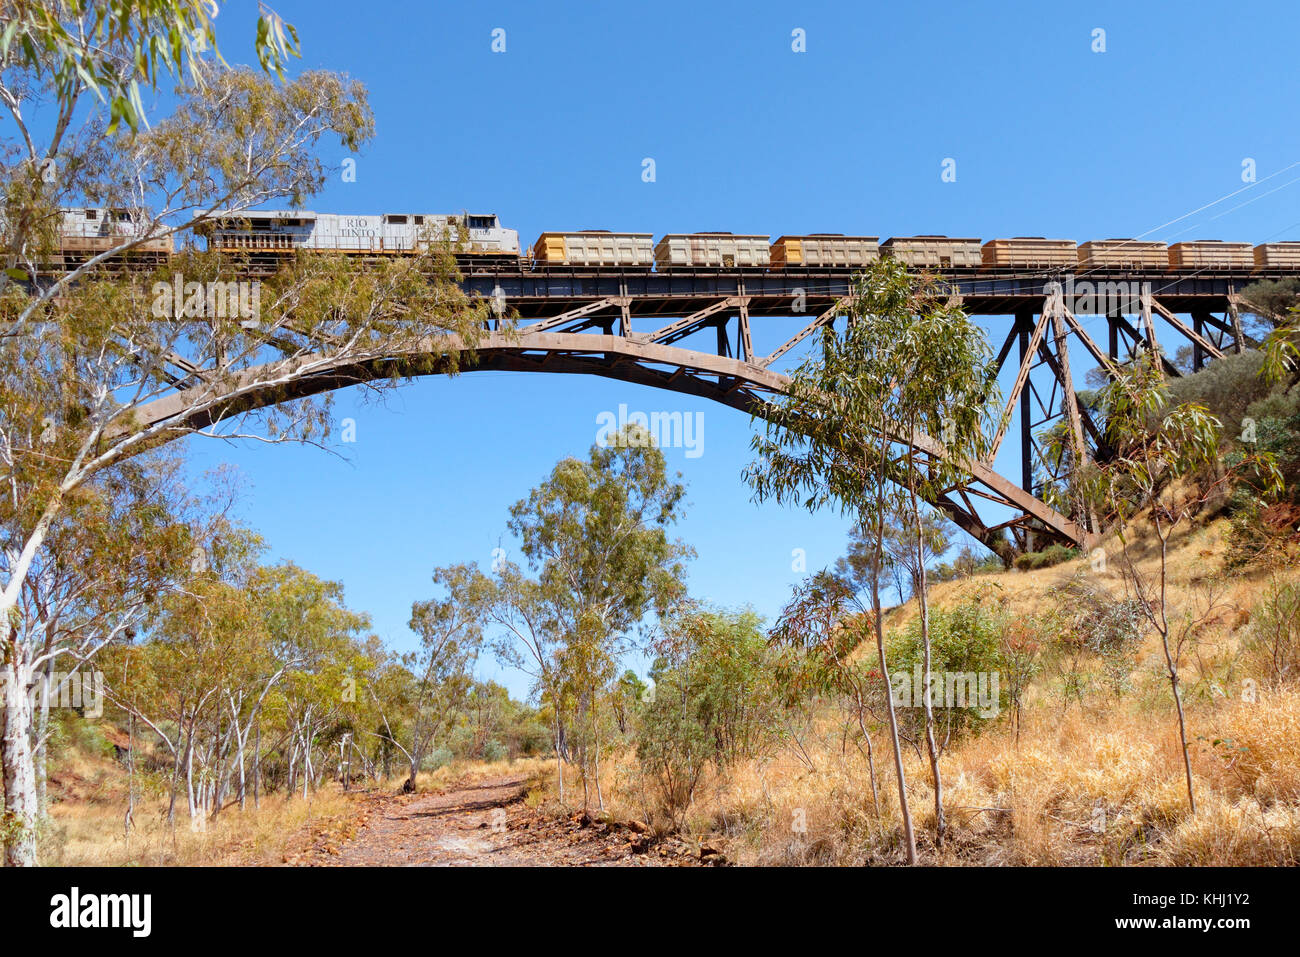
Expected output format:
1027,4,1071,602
50,208,1300,274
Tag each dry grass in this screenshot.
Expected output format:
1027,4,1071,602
41,512,1299,867
43,769,353,867
411,755,553,792
542,516,1300,866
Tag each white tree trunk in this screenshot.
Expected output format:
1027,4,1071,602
33,660,52,818
554,719,564,805
253,721,261,808
301,732,312,800
2,654,38,866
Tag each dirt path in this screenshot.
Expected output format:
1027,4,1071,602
292,774,700,867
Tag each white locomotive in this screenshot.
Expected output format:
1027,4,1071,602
204,210,520,259
58,207,172,264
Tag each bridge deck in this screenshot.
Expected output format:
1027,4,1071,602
459,265,1271,318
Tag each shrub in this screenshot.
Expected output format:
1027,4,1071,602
52,712,115,760
634,668,715,828
507,715,552,758
1225,491,1300,569
1246,579,1300,687
1162,350,1271,439
422,747,453,772
634,608,784,828
1237,409,1300,500
1013,543,1078,571
1049,573,1146,701
1237,278,1300,333
1243,389,1300,429
886,596,1008,740
999,614,1047,739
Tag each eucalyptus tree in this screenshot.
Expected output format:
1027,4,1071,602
104,550,374,820
0,62,481,655
1062,355,1283,814
0,1,300,312
0,0,298,139
507,426,691,811
251,563,372,803
1260,310,1300,392
354,650,410,783
838,501,956,604
746,258,999,859
2,448,238,861
483,560,572,800
388,564,491,791
770,572,887,817
162,578,269,823
1,25,488,864
886,269,998,848
100,521,265,825
21,450,234,820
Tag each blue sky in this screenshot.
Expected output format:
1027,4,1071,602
182,0,1300,699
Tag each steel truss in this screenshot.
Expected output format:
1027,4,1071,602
138,266,1260,554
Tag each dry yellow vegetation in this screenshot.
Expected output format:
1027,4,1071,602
38,514,1298,867
40,747,355,866
555,515,1300,865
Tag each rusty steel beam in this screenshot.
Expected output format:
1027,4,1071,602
758,298,847,369
1111,310,1181,377
115,275,1250,554
988,307,1050,463
642,298,738,345
1150,297,1225,360
119,330,1086,549
522,297,622,334
1060,307,1124,382
737,297,753,362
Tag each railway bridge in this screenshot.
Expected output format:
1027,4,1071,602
136,262,1267,554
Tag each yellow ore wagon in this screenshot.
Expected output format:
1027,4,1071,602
769,234,880,269
1168,241,1254,269
1253,242,1300,269
880,235,982,268
981,238,1078,268
531,231,655,268
1077,239,1168,270
653,233,771,270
